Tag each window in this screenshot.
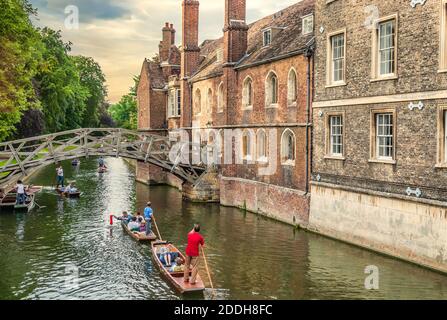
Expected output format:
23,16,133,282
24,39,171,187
257,129,267,161
328,32,345,84
263,30,272,46
378,20,395,76
242,130,254,161
302,14,314,35
281,129,295,165
168,89,181,117
370,110,395,162
437,106,447,166
440,1,447,70
265,72,278,107
194,89,201,115
217,83,224,113
287,69,297,105
207,89,213,114
329,115,343,156
242,77,253,109
176,89,181,116
216,49,223,63
372,16,397,79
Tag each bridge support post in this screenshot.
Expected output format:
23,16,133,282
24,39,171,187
182,169,220,203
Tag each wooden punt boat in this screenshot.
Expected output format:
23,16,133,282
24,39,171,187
151,241,205,294
121,221,157,242
0,186,42,213
0,193,35,213
56,188,82,198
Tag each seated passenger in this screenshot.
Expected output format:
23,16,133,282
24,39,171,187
114,211,133,225
169,257,185,273
139,219,146,233
158,245,172,267
135,212,145,223
67,183,78,194
128,216,140,232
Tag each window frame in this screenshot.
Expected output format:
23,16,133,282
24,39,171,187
256,129,268,162
242,76,254,110
324,112,345,159
194,89,202,116
369,108,397,164
281,129,296,166
371,14,398,81
207,88,213,115
302,14,314,35
326,29,347,87
265,71,279,108
217,82,224,113
167,88,180,118
241,130,255,162
287,68,298,106
436,105,447,167
263,29,272,47
440,0,447,72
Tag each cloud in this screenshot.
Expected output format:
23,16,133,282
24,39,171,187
29,0,301,103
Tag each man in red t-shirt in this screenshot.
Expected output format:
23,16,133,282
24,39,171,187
184,224,205,285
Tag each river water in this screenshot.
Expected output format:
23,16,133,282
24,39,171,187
1,157,447,300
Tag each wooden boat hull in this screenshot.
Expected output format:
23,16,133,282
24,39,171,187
0,194,35,213
121,221,157,242
151,241,205,294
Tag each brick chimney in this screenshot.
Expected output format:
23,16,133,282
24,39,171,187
223,0,248,64
180,0,200,128
160,22,174,63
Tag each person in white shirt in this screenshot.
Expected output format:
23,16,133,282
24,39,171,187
127,217,140,232
56,165,64,188
15,180,26,205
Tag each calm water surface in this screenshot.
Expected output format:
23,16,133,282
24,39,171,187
1,158,447,300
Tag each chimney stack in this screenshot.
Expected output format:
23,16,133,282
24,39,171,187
160,22,175,63
223,0,248,64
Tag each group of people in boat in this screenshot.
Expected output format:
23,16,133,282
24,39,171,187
115,202,154,236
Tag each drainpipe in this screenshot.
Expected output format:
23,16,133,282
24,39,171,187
304,45,314,195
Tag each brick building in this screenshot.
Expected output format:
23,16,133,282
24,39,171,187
310,0,447,272
137,0,315,226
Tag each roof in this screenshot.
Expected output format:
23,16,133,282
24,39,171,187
144,59,166,90
191,0,315,81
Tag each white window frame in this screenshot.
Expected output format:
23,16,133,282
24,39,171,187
263,29,272,47
242,76,253,110
326,30,346,86
176,89,181,116
444,110,447,161
376,113,394,160
256,129,268,162
217,82,224,113
330,115,343,156
440,0,447,72
194,89,202,116
302,14,314,35
265,71,279,108
242,129,255,162
371,14,398,80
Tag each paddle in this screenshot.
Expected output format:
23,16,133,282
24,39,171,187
152,215,163,241
34,201,47,210
200,245,216,300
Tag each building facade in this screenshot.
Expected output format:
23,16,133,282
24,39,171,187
310,0,447,272
137,0,315,226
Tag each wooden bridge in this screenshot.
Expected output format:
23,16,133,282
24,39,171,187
0,128,207,191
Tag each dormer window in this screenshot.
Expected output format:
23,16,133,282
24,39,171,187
216,48,223,63
302,14,314,35
263,30,272,47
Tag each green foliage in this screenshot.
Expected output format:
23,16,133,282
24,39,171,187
0,0,109,142
109,76,139,130
0,0,43,140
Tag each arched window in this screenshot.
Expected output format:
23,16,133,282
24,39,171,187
207,88,213,114
288,69,297,105
207,130,217,165
281,129,296,165
242,77,253,109
194,89,202,115
217,82,224,113
242,130,255,161
265,71,279,107
257,129,267,161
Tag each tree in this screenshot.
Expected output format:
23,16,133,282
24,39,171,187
73,55,107,128
0,0,43,141
109,76,139,130
35,28,88,133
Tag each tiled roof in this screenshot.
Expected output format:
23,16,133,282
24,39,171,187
145,59,166,90
191,0,314,81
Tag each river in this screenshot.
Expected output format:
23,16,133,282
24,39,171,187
0,157,447,300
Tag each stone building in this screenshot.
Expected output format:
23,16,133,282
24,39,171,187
310,0,447,272
137,0,315,226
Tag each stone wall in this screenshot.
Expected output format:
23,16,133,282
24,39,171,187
220,176,310,227
309,182,447,273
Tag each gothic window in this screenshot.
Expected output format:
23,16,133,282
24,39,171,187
281,129,296,165
217,83,224,113
287,69,297,105
194,89,201,115
265,72,279,107
242,77,253,109
207,88,213,114
257,129,267,161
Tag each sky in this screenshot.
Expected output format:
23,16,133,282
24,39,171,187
29,0,300,103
